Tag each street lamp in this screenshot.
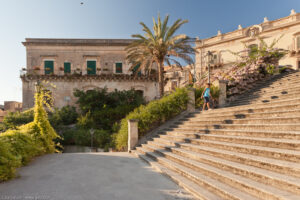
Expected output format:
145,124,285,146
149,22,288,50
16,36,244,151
35,80,41,93
90,128,95,152
207,51,213,84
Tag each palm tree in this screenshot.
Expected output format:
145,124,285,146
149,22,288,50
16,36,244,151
126,14,195,97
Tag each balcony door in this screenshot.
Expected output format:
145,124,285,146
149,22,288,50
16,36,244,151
87,61,96,75
44,61,54,75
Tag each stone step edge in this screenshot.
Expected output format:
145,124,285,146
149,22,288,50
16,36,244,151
159,133,300,148
178,116,300,123
152,137,300,162
139,148,286,200
143,145,300,198
131,150,223,200
188,109,300,119
147,141,300,178
136,148,262,200
161,129,300,140
222,97,300,110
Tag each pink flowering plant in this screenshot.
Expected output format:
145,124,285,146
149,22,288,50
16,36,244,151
197,36,289,99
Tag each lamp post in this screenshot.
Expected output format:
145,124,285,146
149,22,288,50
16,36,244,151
90,128,95,152
34,80,41,93
207,51,213,84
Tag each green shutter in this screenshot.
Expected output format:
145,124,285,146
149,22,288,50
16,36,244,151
64,62,71,74
116,63,123,73
133,64,141,76
44,61,54,75
87,61,96,75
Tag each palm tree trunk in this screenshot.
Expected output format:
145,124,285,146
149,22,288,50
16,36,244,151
158,60,164,98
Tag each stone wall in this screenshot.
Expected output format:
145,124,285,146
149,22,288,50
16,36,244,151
196,10,300,79
21,39,159,109
22,76,159,109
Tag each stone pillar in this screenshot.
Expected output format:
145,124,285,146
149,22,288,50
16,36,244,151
218,80,228,107
187,88,195,112
128,119,139,152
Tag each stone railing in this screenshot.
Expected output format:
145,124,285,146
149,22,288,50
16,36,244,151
20,69,157,82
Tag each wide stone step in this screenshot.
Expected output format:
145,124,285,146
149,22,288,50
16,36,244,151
144,144,300,195
138,147,299,200
133,151,222,200
171,123,300,131
137,147,262,200
161,129,300,140
151,138,300,162
249,85,300,95
245,80,300,93
186,109,300,121
159,133,300,150
177,116,300,125
234,91,300,104
222,97,300,111
162,142,300,177
231,94,300,106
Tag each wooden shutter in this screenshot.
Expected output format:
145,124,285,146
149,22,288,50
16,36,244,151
116,63,123,73
87,61,96,75
44,61,54,75
64,62,71,74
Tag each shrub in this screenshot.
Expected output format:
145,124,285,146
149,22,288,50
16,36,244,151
74,88,144,131
0,139,20,181
0,130,42,165
113,88,189,151
195,86,220,108
3,109,34,129
0,123,7,132
48,106,78,129
0,84,60,182
60,128,111,149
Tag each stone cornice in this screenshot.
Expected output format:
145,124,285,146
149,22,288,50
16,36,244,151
20,74,157,82
22,38,136,47
196,13,300,48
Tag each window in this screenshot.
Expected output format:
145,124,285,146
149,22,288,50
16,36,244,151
116,62,123,73
297,36,300,49
87,61,96,75
44,60,54,75
64,62,71,74
132,64,142,76
248,44,258,57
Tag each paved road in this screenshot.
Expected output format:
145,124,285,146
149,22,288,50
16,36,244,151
0,152,193,200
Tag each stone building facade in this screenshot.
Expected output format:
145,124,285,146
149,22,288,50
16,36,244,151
0,101,22,122
195,9,300,78
21,39,159,109
164,65,193,92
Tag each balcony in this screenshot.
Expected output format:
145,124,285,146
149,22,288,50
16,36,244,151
20,69,157,82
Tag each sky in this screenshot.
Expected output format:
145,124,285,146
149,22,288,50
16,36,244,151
0,0,299,104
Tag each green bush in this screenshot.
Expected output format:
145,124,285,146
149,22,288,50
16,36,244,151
48,106,78,129
0,123,7,132
60,128,111,149
0,130,42,165
0,85,59,182
113,88,189,151
0,139,20,181
195,86,220,108
74,88,144,131
3,109,34,130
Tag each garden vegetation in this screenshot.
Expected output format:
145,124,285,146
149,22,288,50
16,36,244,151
113,88,189,151
0,85,59,182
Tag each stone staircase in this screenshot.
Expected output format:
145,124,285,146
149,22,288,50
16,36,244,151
132,70,300,200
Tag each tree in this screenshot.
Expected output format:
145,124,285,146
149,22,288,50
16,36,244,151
126,14,195,97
